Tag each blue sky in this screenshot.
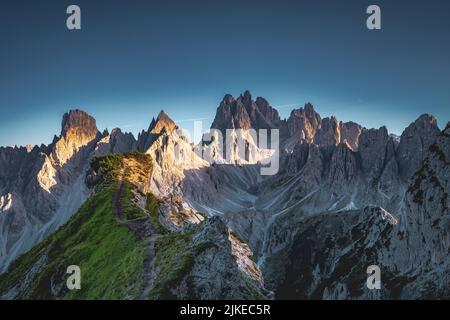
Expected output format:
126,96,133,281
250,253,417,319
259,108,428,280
1,0,449,146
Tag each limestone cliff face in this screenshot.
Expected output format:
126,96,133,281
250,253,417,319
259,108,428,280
313,116,340,148
397,114,441,183
259,122,449,300
358,126,390,182
38,110,100,191
285,104,361,152
287,103,321,143
389,123,450,298
57,110,99,164
204,91,283,166
327,142,358,194
175,217,271,299
136,111,211,228
339,121,362,151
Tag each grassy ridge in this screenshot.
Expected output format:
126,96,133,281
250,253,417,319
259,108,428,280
61,185,147,299
0,153,153,299
0,184,147,299
0,152,208,300
145,193,168,235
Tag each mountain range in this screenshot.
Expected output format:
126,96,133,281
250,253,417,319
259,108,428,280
0,91,449,299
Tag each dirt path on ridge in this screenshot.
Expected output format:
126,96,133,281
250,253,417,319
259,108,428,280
112,165,157,300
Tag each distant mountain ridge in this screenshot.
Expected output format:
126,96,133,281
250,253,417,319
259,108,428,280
0,91,448,300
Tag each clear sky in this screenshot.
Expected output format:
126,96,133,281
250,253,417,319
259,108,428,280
1,0,449,147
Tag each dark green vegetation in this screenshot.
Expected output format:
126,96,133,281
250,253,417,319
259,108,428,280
91,153,126,182
90,152,153,184
145,193,168,234
121,181,147,220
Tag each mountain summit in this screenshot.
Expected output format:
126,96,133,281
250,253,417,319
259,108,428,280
0,93,449,300
211,91,285,134
148,110,177,135
137,110,178,152
61,109,98,139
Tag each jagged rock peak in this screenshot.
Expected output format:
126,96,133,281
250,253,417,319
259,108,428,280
400,114,440,141
255,96,281,124
313,116,340,147
157,110,172,122
94,127,136,156
287,103,322,142
212,90,281,132
238,90,252,104
304,102,315,113
48,109,100,167
149,110,177,135
110,128,123,135
61,109,98,138
445,122,450,132
397,114,441,182
339,121,362,151
221,94,235,106
415,113,438,127
136,110,178,152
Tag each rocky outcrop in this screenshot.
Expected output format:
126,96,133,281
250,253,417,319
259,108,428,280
358,126,390,182
0,92,448,300
255,97,281,125
94,128,136,156
263,205,398,299
0,110,110,272
260,121,449,300
287,103,321,143
211,92,252,132
313,116,340,148
206,91,282,165
211,91,284,134
284,141,310,174
388,123,450,298
339,121,362,151
38,110,101,190
327,142,358,194
136,111,177,152
397,114,440,183
175,216,271,300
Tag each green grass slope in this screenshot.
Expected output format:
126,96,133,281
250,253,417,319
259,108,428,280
0,153,152,300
